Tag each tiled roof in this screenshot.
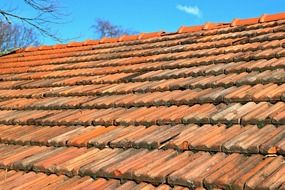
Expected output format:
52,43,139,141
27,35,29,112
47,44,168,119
0,12,284,189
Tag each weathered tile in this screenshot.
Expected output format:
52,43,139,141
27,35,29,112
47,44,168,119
257,163,285,190
168,152,226,188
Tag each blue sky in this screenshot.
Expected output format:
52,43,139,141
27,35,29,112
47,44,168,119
4,0,285,45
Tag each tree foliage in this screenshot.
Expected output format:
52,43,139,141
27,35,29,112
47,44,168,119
0,22,39,52
92,19,134,38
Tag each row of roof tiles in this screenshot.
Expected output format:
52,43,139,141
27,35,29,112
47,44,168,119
4,31,285,63
0,144,284,189
1,49,285,79
0,69,285,92
1,56,285,82
0,170,187,190
0,20,282,70
0,102,283,126
0,12,281,54
0,84,284,109
0,124,283,155
2,31,285,68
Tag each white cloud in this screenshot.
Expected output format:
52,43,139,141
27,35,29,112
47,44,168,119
176,4,202,18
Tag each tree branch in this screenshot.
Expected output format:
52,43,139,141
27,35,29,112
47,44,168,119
0,0,67,42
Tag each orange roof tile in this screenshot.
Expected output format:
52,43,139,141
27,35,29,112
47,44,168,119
0,11,284,189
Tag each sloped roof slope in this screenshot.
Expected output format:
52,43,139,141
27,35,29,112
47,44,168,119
0,12,284,189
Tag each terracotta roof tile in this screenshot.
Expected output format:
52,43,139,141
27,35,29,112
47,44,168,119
119,34,139,42
231,18,260,27
138,32,165,40
0,144,285,189
0,11,285,189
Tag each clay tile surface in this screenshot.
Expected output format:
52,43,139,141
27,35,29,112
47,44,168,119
0,11,285,190
119,34,139,42
178,25,203,33
83,39,100,45
231,18,260,26
67,41,83,47
138,31,164,40
100,37,119,43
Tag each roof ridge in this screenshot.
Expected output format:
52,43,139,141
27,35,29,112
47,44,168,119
18,11,285,53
